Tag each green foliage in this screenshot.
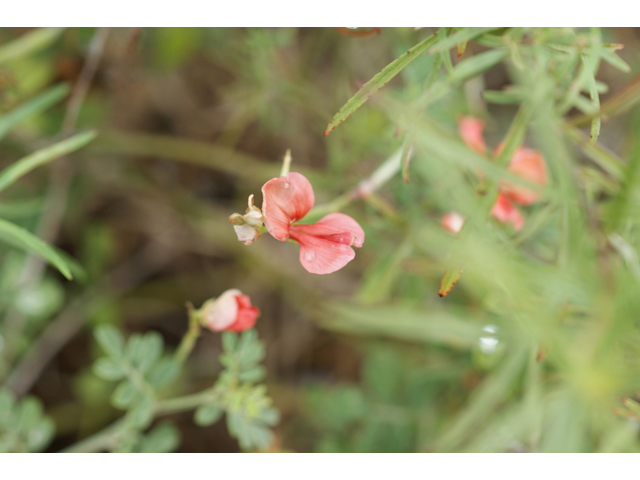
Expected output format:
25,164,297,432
93,326,179,429
193,330,278,451
0,388,55,452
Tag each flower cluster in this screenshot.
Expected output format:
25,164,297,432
445,116,548,232
230,170,365,275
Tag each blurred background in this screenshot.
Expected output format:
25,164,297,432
2,27,640,452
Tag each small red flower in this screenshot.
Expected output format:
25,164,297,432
201,289,260,333
261,172,365,274
458,116,547,231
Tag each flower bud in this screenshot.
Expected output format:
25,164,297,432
229,194,265,245
199,289,260,333
441,212,465,234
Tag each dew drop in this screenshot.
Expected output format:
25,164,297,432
283,182,290,189
304,251,316,261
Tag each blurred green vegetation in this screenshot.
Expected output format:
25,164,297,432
1,27,640,452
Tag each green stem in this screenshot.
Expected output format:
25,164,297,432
61,388,220,453
174,302,202,365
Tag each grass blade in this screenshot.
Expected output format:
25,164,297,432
0,130,97,194
0,218,72,279
0,28,64,64
324,33,438,136
0,83,70,141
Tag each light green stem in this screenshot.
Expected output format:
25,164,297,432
174,303,202,365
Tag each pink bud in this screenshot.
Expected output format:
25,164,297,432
201,289,260,333
441,212,465,234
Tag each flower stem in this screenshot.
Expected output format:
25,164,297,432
280,149,292,177
174,302,202,365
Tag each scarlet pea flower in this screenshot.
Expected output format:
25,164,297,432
458,116,547,231
261,172,365,274
201,289,260,333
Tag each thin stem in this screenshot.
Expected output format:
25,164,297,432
61,388,220,453
174,302,202,365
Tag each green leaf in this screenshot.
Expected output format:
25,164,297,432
0,218,73,280
0,130,97,195
111,380,137,408
93,357,126,381
94,325,125,358
221,331,238,352
428,27,499,55
438,268,463,298
194,403,224,426
323,303,485,349
129,397,155,429
147,357,179,389
0,84,69,141
133,331,163,373
0,28,64,64
138,422,180,453
238,366,266,383
324,33,438,136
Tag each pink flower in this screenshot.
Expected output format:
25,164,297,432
441,212,465,234
261,172,365,274
458,116,487,155
458,116,547,231
201,289,260,333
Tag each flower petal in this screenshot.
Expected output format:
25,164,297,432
261,172,315,241
291,232,357,274
226,295,260,332
202,289,241,331
290,213,365,247
491,193,524,231
502,147,547,205
458,116,487,155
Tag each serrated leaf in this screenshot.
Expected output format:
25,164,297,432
439,268,463,298
147,357,179,389
0,218,73,280
111,380,137,409
94,325,125,357
194,403,224,426
0,83,69,141
324,33,438,136
93,357,126,381
0,130,97,195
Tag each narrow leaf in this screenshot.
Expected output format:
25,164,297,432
429,27,498,55
0,130,97,194
324,34,438,136
0,84,70,141
0,28,64,64
438,268,463,297
0,218,72,279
